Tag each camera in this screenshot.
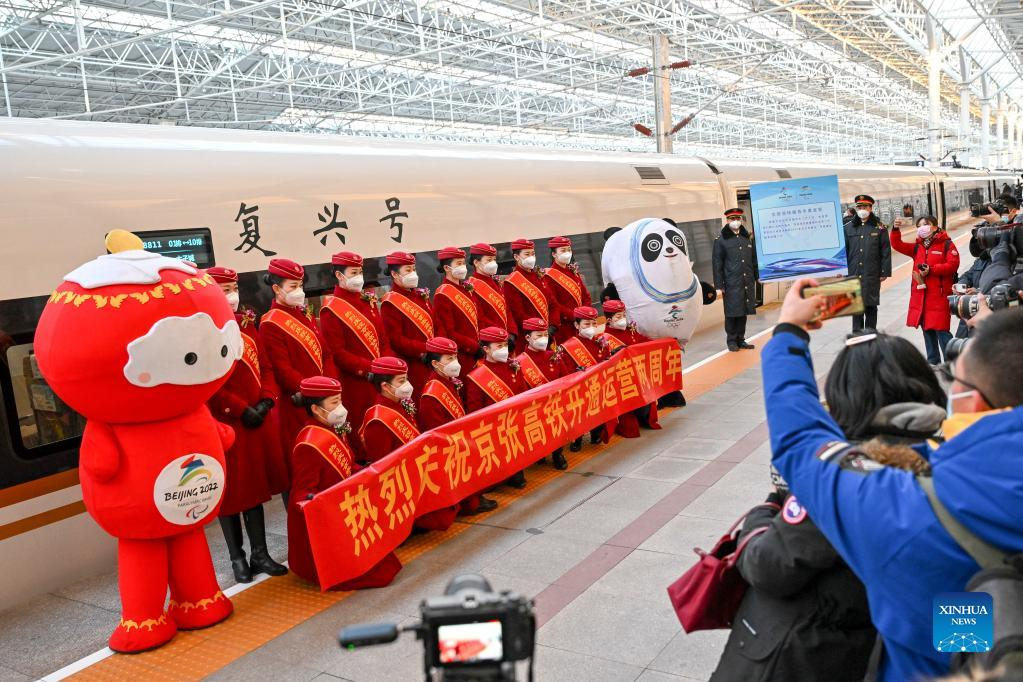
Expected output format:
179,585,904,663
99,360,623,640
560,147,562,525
948,282,1022,320
944,338,969,363
975,224,1023,253
970,201,1007,218
338,574,536,681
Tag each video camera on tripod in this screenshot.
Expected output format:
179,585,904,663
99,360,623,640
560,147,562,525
338,574,536,681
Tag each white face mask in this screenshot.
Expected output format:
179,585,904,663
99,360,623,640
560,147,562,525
400,272,419,289
856,209,870,221
610,317,627,330
225,291,240,312
324,403,348,428
284,287,305,308
556,251,573,265
490,346,509,363
728,220,742,231
579,326,597,339
480,260,498,276
441,360,461,378
343,274,364,293
594,324,606,335
519,255,536,270
917,225,934,239
393,380,414,400
450,265,468,280
529,335,549,351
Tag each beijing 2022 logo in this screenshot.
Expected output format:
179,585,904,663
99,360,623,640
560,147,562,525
933,592,993,653
153,453,224,525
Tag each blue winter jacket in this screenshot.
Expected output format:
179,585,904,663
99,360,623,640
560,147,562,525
762,325,1023,682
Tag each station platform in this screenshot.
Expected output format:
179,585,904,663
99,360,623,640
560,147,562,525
2,218,977,682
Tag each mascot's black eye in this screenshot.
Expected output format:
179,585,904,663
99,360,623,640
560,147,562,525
666,229,687,255
184,352,198,365
220,345,229,358
642,236,663,262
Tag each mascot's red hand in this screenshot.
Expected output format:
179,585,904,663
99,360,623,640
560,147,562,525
216,421,236,453
80,422,122,483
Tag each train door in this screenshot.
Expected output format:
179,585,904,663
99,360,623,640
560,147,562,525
735,189,764,308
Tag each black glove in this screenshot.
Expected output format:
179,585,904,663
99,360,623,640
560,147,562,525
290,391,303,407
765,491,785,507
241,406,265,429
256,398,275,413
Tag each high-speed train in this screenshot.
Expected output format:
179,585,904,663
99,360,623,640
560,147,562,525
0,118,1015,609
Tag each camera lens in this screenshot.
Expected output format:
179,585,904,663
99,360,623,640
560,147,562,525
444,574,493,597
975,226,1005,251
945,338,969,362
948,294,979,320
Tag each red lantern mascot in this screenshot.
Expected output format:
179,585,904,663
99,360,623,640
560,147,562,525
34,231,240,653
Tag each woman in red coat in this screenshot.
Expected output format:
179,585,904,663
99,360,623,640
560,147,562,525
603,300,661,438
558,306,616,451
433,247,479,380
358,356,420,464
504,239,555,352
288,376,401,589
380,252,435,395
468,243,515,336
515,317,570,469
890,216,961,365
260,258,336,499
207,267,288,584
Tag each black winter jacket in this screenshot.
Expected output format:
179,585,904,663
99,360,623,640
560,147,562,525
712,226,758,317
844,214,892,307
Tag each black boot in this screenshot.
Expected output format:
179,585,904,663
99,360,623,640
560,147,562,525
551,448,568,470
475,496,499,513
280,490,290,510
506,471,527,489
569,437,583,452
219,515,252,584
589,427,603,445
243,506,288,577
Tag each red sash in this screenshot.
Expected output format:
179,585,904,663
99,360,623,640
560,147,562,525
382,291,434,339
516,353,548,388
546,267,583,306
473,277,509,326
360,404,420,445
321,295,381,358
603,333,626,353
422,379,465,419
435,283,478,330
238,332,262,387
561,337,598,369
295,424,355,478
467,365,515,403
261,308,323,372
505,271,549,324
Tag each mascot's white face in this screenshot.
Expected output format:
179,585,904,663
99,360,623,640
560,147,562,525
601,218,702,346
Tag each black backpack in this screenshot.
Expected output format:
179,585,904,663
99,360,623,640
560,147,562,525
918,476,1023,674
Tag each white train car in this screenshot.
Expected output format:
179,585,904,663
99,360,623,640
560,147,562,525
0,118,1015,609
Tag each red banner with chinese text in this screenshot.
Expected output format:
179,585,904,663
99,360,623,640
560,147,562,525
303,339,682,590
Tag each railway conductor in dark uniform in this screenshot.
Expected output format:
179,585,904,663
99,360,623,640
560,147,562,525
844,194,891,331
713,207,758,351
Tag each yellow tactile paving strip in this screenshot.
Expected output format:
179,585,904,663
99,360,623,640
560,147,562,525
70,227,956,680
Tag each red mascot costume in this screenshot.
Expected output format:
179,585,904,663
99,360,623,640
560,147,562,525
34,231,239,653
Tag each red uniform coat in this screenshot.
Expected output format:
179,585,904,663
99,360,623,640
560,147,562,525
416,375,467,526
433,281,479,380
288,422,401,589
516,347,567,387
605,327,660,437
469,272,515,336
504,266,554,352
358,396,420,463
380,286,435,393
465,359,527,413
209,314,281,510
320,286,391,438
260,302,336,488
890,229,960,331
545,263,592,343
557,335,616,441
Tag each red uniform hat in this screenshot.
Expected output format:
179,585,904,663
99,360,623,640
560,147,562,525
299,376,342,398
386,251,416,266
331,251,363,267
602,300,625,314
521,317,548,332
268,258,304,280
206,266,237,284
573,306,598,320
479,326,509,343
510,238,534,252
547,236,572,249
469,243,497,257
425,336,458,354
437,247,465,261
724,208,744,218
370,356,408,375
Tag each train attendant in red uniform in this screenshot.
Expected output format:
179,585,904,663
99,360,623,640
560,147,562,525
358,356,420,464
288,376,401,589
260,258,335,500
468,243,514,336
466,327,528,488
515,317,570,470
320,251,390,438
602,299,661,438
419,336,498,516
545,236,592,344
380,251,434,395
504,238,553,353
206,267,288,584
433,247,478,380
558,306,615,451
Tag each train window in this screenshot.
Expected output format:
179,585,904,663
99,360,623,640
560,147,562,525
134,228,215,268
4,343,84,451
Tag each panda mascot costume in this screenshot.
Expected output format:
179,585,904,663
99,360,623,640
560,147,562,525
600,218,716,406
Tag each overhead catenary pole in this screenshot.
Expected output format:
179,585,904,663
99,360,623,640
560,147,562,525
981,76,991,168
958,48,970,166
1011,104,1019,169
652,33,673,154
927,17,941,167
996,93,1006,167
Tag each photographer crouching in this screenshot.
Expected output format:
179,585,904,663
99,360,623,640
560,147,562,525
760,280,1023,682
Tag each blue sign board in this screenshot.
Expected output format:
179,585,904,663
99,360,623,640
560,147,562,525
749,174,847,281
